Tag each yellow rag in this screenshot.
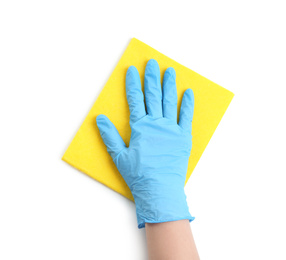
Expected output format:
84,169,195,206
62,38,234,201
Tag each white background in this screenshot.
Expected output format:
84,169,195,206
0,1,285,259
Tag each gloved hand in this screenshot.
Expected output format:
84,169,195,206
96,59,195,228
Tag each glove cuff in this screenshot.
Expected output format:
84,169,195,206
130,174,194,229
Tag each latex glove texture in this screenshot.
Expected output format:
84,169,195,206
97,59,195,228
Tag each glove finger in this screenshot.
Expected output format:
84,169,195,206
144,59,163,118
179,89,195,131
163,67,177,122
96,115,126,160
126,66,146,125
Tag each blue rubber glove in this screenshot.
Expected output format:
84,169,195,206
96,59,195,228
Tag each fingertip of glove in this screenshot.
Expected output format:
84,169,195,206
185,88,194,101
127,65,137,74
165,67,176,79
147,58,159,67
96,114,108,127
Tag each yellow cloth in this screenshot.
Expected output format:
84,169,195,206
62,38,234,201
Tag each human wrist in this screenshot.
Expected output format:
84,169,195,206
130,173,194,228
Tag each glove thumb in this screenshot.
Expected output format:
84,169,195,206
96,115,126,160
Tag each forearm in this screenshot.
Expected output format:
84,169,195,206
146,220,199,260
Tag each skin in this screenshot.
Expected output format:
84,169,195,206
146,220,200,260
